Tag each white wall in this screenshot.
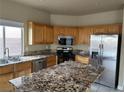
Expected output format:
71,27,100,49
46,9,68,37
50,10,123,26
0,0,51,52
78,10,123,26
118,8,124,90
50,15,78,26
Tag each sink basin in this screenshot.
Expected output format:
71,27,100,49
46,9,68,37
0,59,9,64
8,56,21,62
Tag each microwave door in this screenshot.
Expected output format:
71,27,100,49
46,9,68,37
59,38,66,45
66,38,73,45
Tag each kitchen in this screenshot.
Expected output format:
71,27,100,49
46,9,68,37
0,0,124,92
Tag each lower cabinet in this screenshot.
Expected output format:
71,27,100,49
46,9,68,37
0,61,32,92
0,65,14,92
0,73,14,92
47,55,56,67
14,61,32,78
75,55,89,64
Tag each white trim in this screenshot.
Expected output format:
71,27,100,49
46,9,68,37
0,25,24,57
0,19,23,27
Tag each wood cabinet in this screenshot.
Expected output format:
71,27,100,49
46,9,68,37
75,55,89,64
93,25,108,34
93,24,122,34
0,65,14,92
14,61,32,78
47,55,56,67
45,25,54,44
78,26,94,45
28,21,122,45
0,61,33,92
107,24,122,34
28,21,54,45
53,26,78,44
78,24,122,45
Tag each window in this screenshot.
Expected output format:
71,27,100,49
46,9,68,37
0,25,23,58
0,26,3,58
5,26,22,56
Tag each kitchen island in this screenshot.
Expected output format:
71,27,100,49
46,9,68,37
9,61,104,92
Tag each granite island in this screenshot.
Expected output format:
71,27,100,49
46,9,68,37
9,61,104,92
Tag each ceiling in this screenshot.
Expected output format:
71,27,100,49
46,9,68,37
9,0,124,15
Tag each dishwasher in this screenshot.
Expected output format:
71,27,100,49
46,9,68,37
32,58,47,72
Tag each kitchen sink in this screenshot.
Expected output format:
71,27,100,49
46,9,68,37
0,59,9,64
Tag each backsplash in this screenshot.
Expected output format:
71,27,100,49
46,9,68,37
24,44,90,56
24,49,55,56
50,44,89,51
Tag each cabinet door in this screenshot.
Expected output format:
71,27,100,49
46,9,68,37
14,61,32,78
0,73,14,92
14,69,32,78
45,25,54,44
93,25,108,34
33,23,46,44
107,24,122,34
47,55,56,67
78,27,93,45
75,55,89,64
28,22,46,45
0,64,14,75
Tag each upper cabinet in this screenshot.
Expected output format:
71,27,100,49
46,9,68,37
28,21,122,45
93,24,122,34
78,26,94,45
93,25,108,34
44,25,54,44
107,24,122,34
78,24,122,45
28,21,54,45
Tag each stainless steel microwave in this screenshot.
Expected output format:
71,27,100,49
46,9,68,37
58,36,73,45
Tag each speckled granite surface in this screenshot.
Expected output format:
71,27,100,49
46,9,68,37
10,61,104,92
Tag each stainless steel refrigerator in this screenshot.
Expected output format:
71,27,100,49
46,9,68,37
90,34,121,88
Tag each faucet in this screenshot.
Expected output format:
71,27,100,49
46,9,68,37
4,48,10,58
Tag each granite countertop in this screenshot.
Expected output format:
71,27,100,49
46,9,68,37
0,55,50,67
9,61,104,92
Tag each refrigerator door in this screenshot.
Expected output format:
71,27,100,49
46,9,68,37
90,35,102,55
98,35,119,88
90,35,102,66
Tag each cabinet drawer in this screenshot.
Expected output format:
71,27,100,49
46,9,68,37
0,65,14,75
75,55,89,64
14,61,32,72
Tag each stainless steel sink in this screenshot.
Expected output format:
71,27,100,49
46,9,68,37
8,56,21,62
0,59,9,64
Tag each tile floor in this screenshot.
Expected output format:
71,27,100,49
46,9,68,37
90,83,124,92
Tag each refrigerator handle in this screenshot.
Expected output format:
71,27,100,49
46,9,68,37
101,44,104,49
99,44,101,49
